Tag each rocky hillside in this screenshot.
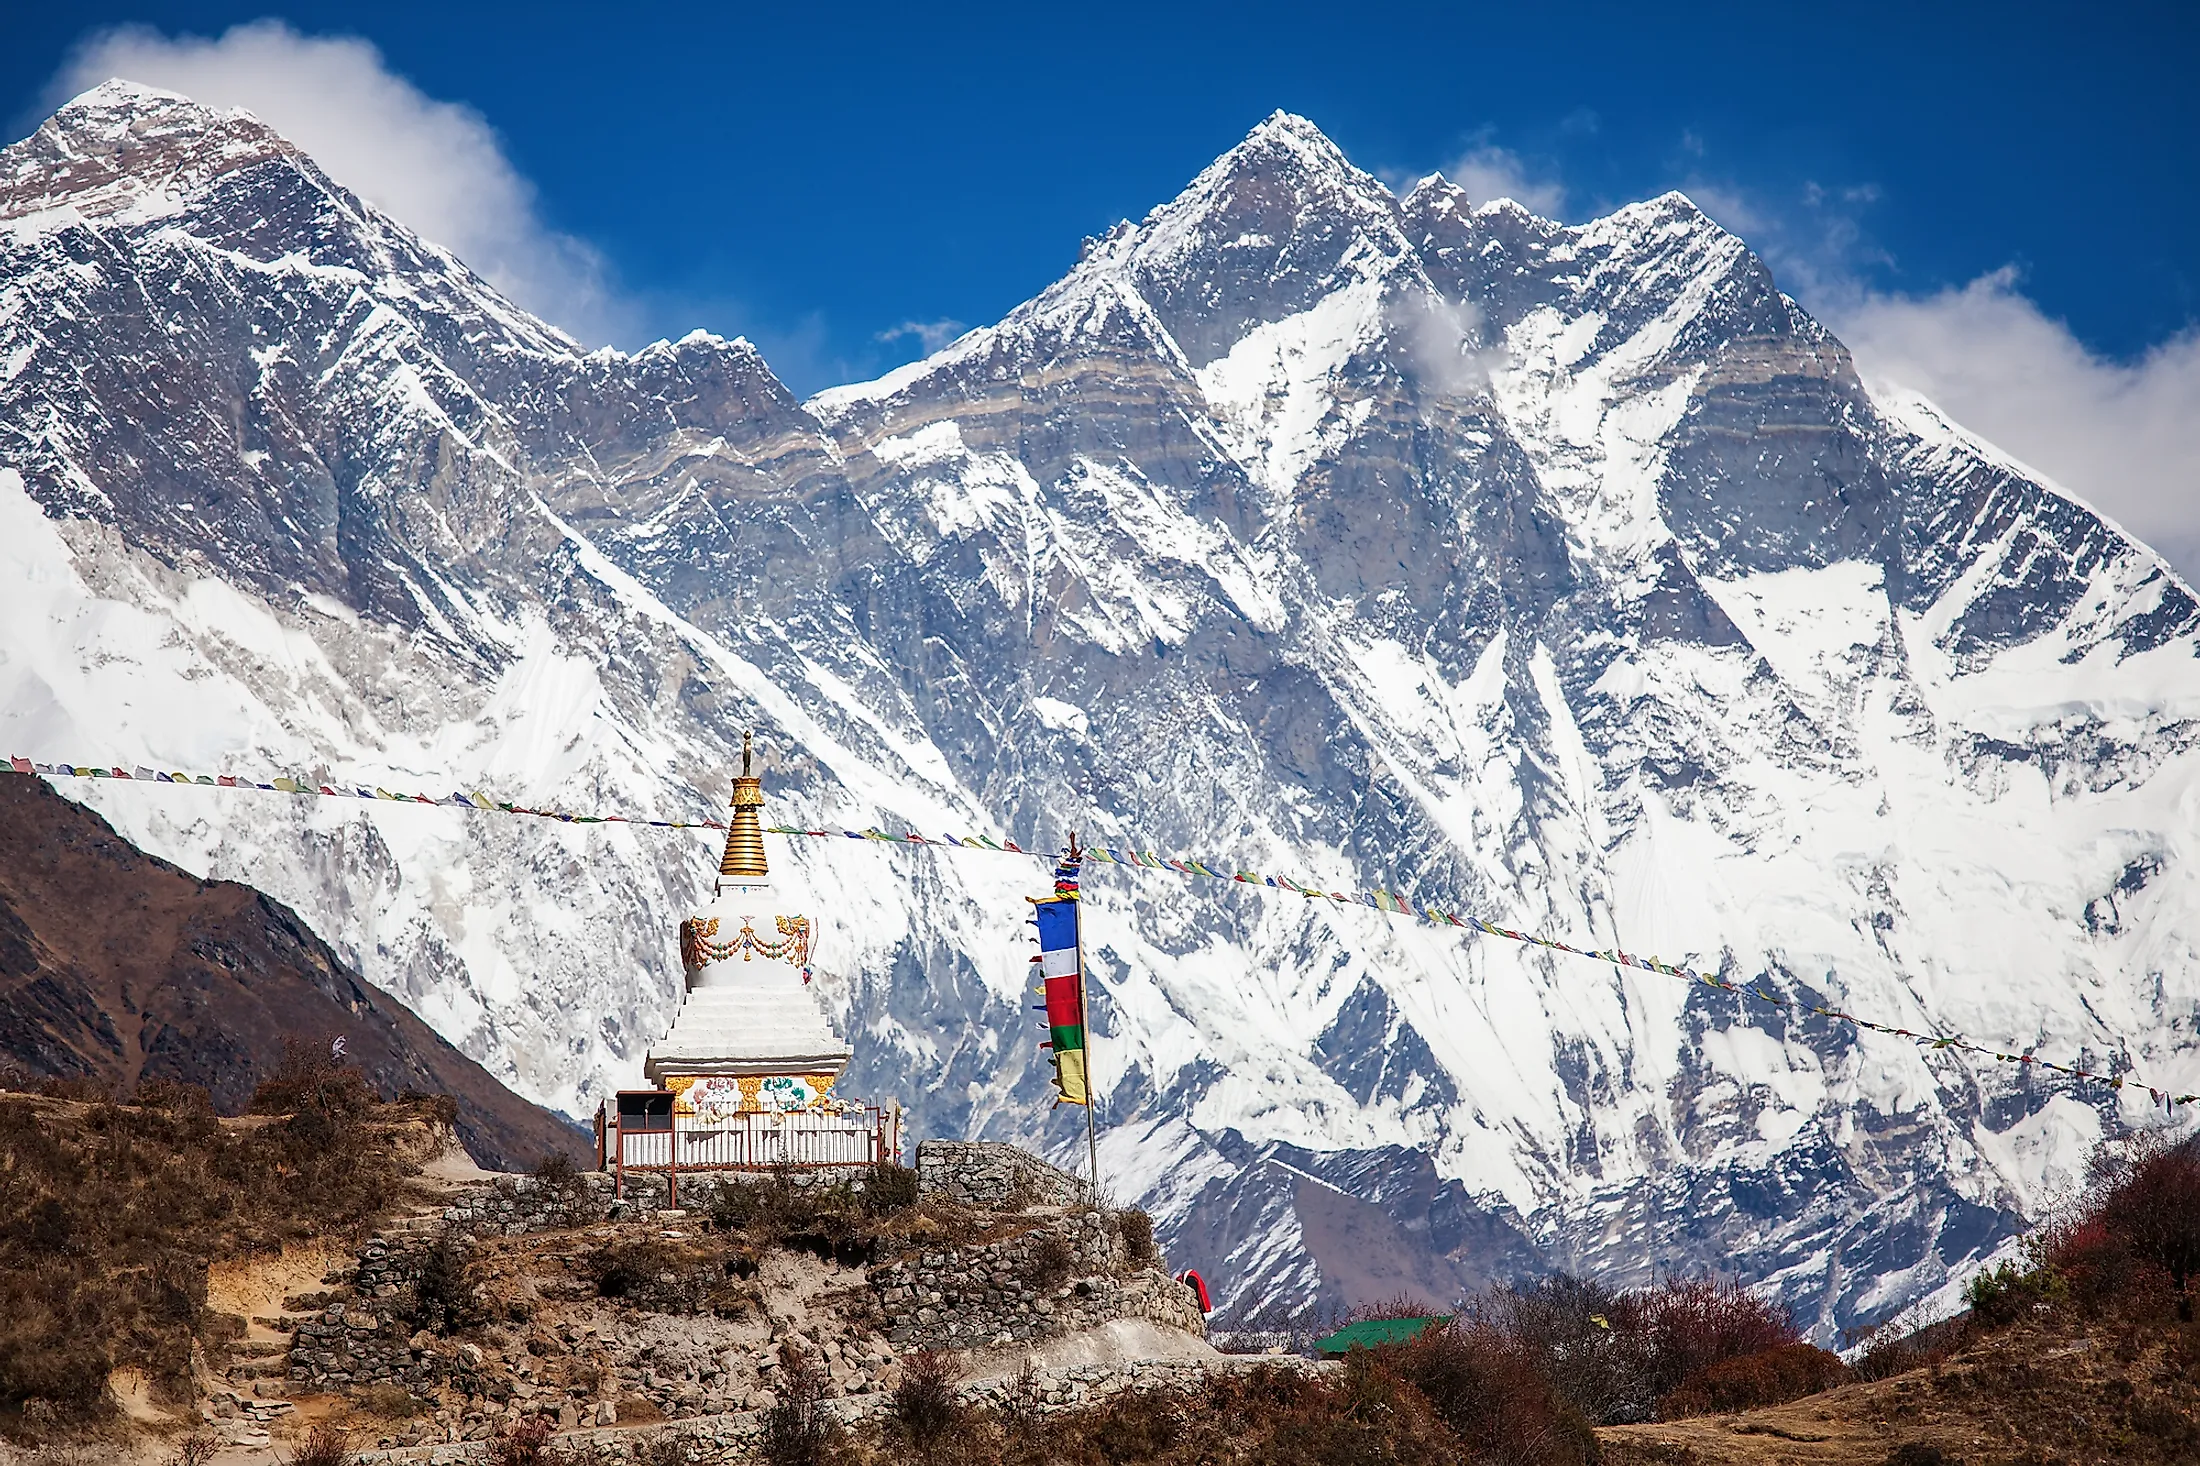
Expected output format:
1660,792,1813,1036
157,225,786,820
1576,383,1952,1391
2,81,2196,1335
0,770,586,1169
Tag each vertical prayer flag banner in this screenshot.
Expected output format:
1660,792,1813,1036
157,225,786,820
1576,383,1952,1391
1030,872,1088,1106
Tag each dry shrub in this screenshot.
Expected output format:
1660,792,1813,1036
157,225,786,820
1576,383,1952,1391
397,1089,461,1127
1114,1208,1156,1262
487,1414,556,1466
1463,1273,1798,1427
890,1348,964,1452
35,1077,113,1105
760,1352,840,1466
863,1162,920,1214
280,1424,356,1466
356,1382,423,1419
628,1436,697,1466
406,1237,486,1334
1036,1356,1468,1466
1017,1231,1077,1293
133,1078,214,1115
28,1446,109,1466
250,1037,374,1119
166,1431,220,1466
1631,1276,1801,1408
1656,1340,1851,1417
1209,1297,1351,1357
706,1171,880,1266
1848,1310,1967,1382
0,1079,418,1422
520,1153,594,1228
582,1239,710,1313
1382,1318,1599,1464
1485,1273,1656,1425
1952,1132,2200,1336
2038,1132,2200,1317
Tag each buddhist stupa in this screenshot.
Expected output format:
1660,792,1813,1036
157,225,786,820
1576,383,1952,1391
644,733,852,1121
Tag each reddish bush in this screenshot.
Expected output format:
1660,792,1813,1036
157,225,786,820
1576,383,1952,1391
486,1414,554,1466
1384,1318,1600,1464
1629,1276,1802,1402
1657,1341,1852,1417
2032,1133,2200,1318
891,1347,965,1452
282,1424,357,1466
1486,1273,1658,1424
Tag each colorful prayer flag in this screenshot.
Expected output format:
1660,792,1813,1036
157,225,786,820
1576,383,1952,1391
1029,853,1089,1106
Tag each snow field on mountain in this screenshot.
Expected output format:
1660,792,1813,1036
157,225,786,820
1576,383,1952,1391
8,87,2200,1341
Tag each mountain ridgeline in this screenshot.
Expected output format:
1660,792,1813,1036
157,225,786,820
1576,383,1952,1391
3,82,2196,1336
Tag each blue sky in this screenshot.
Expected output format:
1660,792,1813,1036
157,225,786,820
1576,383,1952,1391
6,2,2198,564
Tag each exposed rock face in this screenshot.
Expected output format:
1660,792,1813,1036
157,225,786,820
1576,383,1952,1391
3,84,2197,1337
0,771,586,1170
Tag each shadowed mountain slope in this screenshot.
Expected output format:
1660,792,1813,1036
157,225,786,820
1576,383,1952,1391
0,770,587,1170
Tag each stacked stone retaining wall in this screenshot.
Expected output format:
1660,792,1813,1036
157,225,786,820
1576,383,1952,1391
350,1356,1330,1464
916,1139,1088,1208
870,1208,1203,1351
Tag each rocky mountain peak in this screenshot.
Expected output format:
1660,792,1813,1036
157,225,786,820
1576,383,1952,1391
1091,113,1415,368
5,91,2197,1347
1,79,303,226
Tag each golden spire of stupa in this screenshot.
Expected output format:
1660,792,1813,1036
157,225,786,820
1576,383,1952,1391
718,730,769,881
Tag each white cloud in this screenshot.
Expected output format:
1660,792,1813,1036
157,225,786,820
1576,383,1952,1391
1684,173,2200,583
876,319,969,355
1827,272,2200,580
1438,140,1565,218
56,20,625,345
1387,292,1496,397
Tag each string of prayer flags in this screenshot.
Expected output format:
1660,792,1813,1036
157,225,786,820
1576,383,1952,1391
11,757,731,830
22,752,2191,1111
1028,851,1089,1106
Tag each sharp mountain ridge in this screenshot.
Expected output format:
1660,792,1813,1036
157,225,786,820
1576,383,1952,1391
3,82,2196,1337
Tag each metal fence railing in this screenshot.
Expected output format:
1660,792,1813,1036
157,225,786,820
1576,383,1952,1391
604,1104,899,1195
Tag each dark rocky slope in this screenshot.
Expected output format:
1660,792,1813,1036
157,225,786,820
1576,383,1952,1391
0,770,586,1169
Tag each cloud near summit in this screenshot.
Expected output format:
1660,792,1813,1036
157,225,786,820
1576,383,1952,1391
1668,182,2200,586
54,20,627,346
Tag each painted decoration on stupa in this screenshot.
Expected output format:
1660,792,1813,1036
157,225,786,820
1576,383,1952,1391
679,913,814,983
667,1072,839,1118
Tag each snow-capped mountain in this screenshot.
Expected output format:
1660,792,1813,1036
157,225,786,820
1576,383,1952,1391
5,83,2196,1337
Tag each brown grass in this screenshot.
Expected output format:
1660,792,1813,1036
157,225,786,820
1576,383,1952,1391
278,1423,357,1466
0,1075,434,1428
698,1169,1042,1271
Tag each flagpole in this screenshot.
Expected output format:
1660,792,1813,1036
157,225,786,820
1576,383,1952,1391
1072,831,1100,1207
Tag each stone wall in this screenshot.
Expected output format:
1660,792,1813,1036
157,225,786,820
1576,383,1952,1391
351,1356,1331,1464
286,1231,454,1393
435,1166,862,1237
870,1209,1204,1352
916,1140,1088,1209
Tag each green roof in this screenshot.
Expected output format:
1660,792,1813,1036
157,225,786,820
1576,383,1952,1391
1311,1315,1450,1356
